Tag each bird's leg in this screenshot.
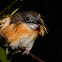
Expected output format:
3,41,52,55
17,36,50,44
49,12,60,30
4,44,9,54
22,40,35,55
18,45,30,55
22,48,30,55
6,47,9,54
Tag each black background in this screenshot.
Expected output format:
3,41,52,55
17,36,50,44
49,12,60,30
0,0,62,62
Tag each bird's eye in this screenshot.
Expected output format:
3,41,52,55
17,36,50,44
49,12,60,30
26,17,30,21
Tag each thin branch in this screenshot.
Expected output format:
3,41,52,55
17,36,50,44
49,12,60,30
0,0,18,15
29,53,45,62
11,48,45,62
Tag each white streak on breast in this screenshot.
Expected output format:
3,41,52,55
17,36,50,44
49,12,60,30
26,23,38,30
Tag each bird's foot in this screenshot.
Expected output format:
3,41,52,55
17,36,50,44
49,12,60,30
23,48,30,55
6,47,10,54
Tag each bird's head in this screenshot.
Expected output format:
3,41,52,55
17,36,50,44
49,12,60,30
10,11,48,36
19,11,41,25
19,11,43,30
10,11,41,25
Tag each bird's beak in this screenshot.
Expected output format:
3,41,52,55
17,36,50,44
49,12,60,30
39,18,48,34
37,18,45,25
38,18,45,25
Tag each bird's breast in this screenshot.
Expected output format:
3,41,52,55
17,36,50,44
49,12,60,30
0,23,39,49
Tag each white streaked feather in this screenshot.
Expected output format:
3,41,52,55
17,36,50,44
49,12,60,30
26,23,38,30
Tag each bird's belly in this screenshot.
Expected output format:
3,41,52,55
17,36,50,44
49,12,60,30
9,30,38,49
10,33,31,49
0,23,39,49
19,34,34,48
10,30,38,49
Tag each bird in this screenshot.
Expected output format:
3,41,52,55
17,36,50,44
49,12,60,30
0,11,48,55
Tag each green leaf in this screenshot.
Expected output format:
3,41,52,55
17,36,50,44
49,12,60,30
7,59,11,62
0,47,7,62
5,14,10,18
10,8,19,16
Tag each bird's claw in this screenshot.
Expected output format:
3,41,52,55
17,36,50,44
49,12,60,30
23,49,30,55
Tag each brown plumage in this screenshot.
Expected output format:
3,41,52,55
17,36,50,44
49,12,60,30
0,11,48,54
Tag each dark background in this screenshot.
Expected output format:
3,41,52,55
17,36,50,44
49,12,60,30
0,0,62,62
